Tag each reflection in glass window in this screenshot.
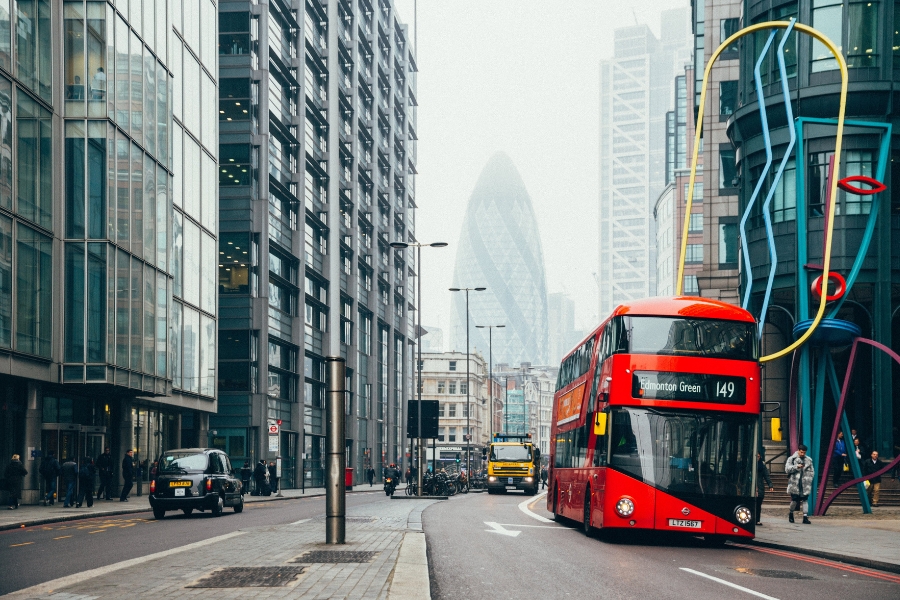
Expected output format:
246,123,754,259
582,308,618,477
719,222,738,264
683,275,699,295
87,122,106,239
65,244,85,362
0,0,10,71
0,214,10,347
131,142,143,258
172,210,183,298
156,271,166,377
16,94,52,229
183,306,200,393
848,0,879,68
115,14,129,131
66,121,86,239
812,0,843,72
685,244,703,264
183,219,200,307
16,224,52,357
0,75,10,212
201,232,215,314
170,300,182,389
719,147,736,189
719,80,737,116
130,30,143,145
201,314,215,396
16,0,52,102
115,248,128,367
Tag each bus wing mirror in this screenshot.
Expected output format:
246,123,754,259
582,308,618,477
594,412,607,436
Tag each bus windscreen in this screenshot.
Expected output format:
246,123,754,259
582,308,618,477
624,316,757,361
609,408,756,497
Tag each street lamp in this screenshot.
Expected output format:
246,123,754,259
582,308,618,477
449,286,486,477
475,324,504,441
390,240,447,497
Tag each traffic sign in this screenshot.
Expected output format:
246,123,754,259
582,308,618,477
268,424,279,434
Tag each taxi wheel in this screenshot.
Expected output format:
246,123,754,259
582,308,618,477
233,499,244,513
153,507,165,520
211,496,224,517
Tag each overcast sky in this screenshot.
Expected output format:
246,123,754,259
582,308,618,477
393,0,690,345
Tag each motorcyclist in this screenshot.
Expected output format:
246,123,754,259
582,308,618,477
383,463,400,495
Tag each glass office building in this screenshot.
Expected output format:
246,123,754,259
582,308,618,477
0,0,218,505
214,0,418,487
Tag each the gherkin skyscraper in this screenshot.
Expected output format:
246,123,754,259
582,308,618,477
451,153,549,366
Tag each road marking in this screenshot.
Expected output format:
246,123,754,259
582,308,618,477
88,529,105,534
680,568,780,600
10,542,34,547
4,530,247,599
484,521,521,537
493,523,560,529
53,536,72,540
291,518,311,525
518,492,552,523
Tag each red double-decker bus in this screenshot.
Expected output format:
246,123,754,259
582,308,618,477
548,297,760,543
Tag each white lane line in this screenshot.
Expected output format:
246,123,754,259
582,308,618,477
484,522,521,537
680,568,781,600
3,530,246,599
290,518,311,525
518,492,552,523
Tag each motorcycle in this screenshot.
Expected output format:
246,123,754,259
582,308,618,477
384,477,396,496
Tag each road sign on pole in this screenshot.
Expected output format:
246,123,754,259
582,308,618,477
269,424,279,434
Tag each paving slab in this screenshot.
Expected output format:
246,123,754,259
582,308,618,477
4,497,436,600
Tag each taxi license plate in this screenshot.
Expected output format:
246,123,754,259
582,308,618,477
169,481,191,487
668,519,701,528
507,478,514,485
174,488,185,497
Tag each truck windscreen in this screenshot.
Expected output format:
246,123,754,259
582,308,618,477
491,445,532,462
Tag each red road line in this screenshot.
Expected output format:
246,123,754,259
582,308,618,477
731,543,900,584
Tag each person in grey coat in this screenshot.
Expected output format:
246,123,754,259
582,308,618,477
785,444,814,524
4,454,28,509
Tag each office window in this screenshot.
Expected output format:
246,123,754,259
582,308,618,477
449,382,457,395
220,78,251,121
437,381,445,394
16,93,52,230
719,221,738,265
16,224,52,357
449,360,457,371
720,18,740,55
848,1,879,68
449,403,456,417
688,213,703,233
685,244,704,264
719,146,737,189
683,275,699,295
438,403,445,417
448,427,456,442
0,1,9,71
16,0,52,103
812,0,843,72
219,11,251,56
720,81,737,116
0,215,10,347
460,382,468,395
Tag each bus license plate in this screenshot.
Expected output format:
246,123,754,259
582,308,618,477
174,488,185,497
507,478,514,485
668,519,701,529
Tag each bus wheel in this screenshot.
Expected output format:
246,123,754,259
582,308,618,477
702,535,728,547
553,488,565,523
582,488,593,537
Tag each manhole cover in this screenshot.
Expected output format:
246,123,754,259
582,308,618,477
734,568,816,580
291,550,380,564
187,566,306,588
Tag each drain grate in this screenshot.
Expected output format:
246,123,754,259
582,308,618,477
291,550,380,564
734,568,816,580
187,566,306,588
345,517,375,523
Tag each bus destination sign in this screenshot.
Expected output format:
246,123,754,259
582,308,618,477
632,371,746,404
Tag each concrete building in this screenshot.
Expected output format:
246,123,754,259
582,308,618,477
598,8,691,317
450,152,549,366
214,0,419,488
0,0,218,504
419,351,488,471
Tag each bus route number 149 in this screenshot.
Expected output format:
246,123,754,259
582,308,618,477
716,381,735,398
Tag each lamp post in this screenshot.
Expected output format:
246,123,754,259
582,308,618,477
390,240,447,497
475,324,504,439
449,286,486,477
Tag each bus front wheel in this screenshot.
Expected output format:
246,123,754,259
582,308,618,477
553,487,565,523
582,487,593,537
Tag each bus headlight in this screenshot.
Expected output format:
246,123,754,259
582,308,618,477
734,506,752,525
615,498,635,517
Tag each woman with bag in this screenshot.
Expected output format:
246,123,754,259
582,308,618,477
4,454,28,510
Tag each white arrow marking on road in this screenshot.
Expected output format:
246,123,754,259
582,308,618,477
484,521,521,537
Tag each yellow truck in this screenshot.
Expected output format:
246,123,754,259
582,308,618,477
485,433,541,495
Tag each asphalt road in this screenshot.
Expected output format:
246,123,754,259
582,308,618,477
0,490,386,596
423,490,900,600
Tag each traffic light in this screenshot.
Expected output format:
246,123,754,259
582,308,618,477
455,453,461,463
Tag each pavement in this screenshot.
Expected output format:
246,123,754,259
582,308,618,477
0,485,384,532
1,488,437,599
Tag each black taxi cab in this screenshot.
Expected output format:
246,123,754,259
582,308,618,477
149,448,244,519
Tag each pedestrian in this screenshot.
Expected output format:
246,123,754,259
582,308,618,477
831,432,848,487
3,454,27,510
366,467,375,486
540,465,548,490
268,461,278,493
862,451,886,507
853,437,863,460
756,453,774,525
61,457,78,508
253,459,268,495
410,464,417,488
785,444,814,524
119,449,134,502
149,460,158,482
76,456,96,508
95,447,114,501
39,451,61,506
404,467,412,486
240,461,252,494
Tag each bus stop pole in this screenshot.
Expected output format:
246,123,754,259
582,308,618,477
325,356,346,544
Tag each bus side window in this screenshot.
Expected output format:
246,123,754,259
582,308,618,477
554,433,568,469
573,422,590,468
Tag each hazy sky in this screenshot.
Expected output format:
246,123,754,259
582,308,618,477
393,0,690,344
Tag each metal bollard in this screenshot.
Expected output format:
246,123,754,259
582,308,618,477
325,356,346,544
